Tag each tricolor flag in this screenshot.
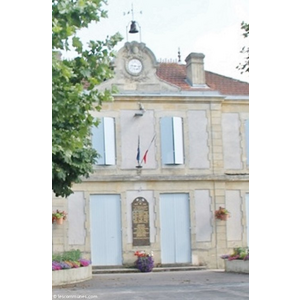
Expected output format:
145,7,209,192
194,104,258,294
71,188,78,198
142,135,156,164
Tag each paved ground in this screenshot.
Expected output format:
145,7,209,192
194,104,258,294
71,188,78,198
52,270,249,299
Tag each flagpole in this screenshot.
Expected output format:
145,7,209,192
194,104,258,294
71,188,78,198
136,135,142,168
141,135,156,165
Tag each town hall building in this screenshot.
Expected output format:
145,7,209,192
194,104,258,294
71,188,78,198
52,40,249,269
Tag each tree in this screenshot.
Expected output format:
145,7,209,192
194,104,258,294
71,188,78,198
237,21,249,74
52,0,122,197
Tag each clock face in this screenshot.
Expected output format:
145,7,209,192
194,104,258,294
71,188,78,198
127,59,143,75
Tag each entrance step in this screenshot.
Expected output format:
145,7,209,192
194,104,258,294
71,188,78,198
92,265,207,274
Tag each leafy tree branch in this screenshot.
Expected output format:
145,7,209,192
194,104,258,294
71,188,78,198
52,0,122,197
237,21,249,74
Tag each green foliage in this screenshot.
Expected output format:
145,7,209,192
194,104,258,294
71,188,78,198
52,253,62,262
52,0,123,197
52,249,81,261
237,21,249,74
232,247,248,258
52,209,67,220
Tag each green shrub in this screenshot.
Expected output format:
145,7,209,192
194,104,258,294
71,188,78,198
52,249,81,262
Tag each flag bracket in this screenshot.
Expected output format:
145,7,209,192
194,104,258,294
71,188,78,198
134,103,145,117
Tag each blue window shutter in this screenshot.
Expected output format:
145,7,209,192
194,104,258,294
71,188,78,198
173,117,184,164
160,117,184,165
160,117,174,164
92,118,105,165
103,117,116,165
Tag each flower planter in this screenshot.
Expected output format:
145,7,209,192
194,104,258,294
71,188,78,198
219,214,229,221
215,207,230,221
134,252,154,273
52,210,67,225
52,265,92,286
224,259,249,274
136,257,154,272
136,256,154,272
56,218,64,225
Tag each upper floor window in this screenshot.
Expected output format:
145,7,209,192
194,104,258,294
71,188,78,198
160,116,184,165
92,117,116,165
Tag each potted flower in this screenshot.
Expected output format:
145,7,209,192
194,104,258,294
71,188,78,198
134,251,154,273
52,209,67,225
215,207,230,221
221,247,249,261
220,247,249,274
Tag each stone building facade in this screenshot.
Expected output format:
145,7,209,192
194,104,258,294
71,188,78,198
52,41,249,269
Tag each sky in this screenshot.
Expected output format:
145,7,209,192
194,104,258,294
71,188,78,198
64,0,249,82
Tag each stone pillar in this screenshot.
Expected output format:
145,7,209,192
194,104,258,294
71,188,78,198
52,194,68,253
210,102,224,174
213,182,227,269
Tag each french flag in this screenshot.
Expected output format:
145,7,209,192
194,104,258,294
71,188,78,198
141,135,155,164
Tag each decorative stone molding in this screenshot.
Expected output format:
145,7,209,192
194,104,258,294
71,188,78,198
97,41,180,93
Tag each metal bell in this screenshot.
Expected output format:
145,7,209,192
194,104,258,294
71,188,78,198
129,21,139,34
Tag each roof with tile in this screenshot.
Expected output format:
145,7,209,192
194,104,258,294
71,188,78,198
156,63,249,96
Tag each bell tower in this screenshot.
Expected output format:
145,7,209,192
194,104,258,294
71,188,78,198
124,4,142,42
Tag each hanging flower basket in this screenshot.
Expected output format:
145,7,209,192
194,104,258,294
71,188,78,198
219,214,229,221
215,207,230,221
56,217,64,225
52,209,67,225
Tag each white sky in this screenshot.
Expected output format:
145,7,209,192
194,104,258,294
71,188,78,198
64,0,249,82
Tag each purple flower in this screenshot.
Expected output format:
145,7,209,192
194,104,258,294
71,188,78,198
60,261,71,269
52,261,62,271
79,259,91,267
135,256,154,272
52,258,91,271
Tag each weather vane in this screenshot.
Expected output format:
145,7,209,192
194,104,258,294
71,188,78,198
123,3,142,20
124,3,142,42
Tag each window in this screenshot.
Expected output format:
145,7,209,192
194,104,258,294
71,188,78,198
160,116,184,164
92,117,116,165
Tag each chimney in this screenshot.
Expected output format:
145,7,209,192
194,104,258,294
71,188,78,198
185,53,206,87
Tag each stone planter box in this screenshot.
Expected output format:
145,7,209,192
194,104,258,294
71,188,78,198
52,265,92,286
224,259,249,274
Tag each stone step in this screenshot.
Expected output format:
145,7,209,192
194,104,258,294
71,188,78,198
92,265,207,274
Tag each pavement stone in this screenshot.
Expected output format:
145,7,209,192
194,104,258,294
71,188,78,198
53,269,249,299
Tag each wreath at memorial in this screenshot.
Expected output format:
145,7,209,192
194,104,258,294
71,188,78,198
134,251,154,272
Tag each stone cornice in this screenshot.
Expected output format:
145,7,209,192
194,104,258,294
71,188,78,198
83,174,249,182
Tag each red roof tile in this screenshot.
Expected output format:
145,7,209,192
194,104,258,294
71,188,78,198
156,63,249,96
